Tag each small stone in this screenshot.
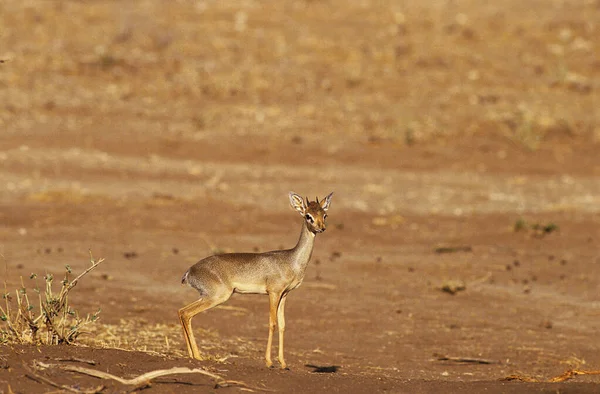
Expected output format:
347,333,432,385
542,320,553,329
440,280,466,295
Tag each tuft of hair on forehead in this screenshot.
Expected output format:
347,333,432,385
306,200,323,211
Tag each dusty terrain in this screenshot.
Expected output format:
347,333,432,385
1,0,600,393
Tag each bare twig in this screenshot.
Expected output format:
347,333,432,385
434,245,472,254
54,357,97,365
40,362,222,385
25,362,104,393
550,369,600,382
502,368,600,382
60,251,104,305
216,380,276,392
434,353,499,364
38,361,274,392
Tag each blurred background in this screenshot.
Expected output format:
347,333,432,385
1,1,598,208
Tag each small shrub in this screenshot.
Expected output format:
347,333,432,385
513,218,559,237
531,222,559,236
0,251,104,345
514,218,528,232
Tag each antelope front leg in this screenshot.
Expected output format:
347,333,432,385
265,292,280,368
276,294,288,369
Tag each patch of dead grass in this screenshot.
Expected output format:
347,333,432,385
82,318,259,361
1,251,103,346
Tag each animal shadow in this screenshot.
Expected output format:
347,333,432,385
305,364,340,373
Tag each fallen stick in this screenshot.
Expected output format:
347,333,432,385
434,354,499,364
66,365,274,392
54,357,97,365
502,369,600,382
434,246,473,254
217,380,276,392
36,360,273,391
53,364,222,385
25,362,104,394
550,369,600,382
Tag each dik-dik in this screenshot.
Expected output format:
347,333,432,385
179,191,333,369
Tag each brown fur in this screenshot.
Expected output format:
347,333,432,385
178,191,333,369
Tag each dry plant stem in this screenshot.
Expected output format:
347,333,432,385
64,253,105,294
1,262,22,343
550,369,600,382
503,369,600,382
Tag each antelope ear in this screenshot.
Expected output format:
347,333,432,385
320,192,334,211
289,192,306,215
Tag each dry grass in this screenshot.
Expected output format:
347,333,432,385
82,319,189,358
1,251,104,345
82,318,258,362
1,1,598,146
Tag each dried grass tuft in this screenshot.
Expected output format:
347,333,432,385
83,319,191,358
1,251,104,345
82,317,259,362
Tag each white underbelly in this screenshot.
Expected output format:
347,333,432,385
233,282,268,295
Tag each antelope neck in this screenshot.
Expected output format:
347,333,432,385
290,220,316,272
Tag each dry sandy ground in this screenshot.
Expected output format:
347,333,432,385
1,1,600,393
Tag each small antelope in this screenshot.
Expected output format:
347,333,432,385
179,191,334,369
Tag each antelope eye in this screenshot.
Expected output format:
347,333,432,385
305,214,314,223
323,214,328,219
